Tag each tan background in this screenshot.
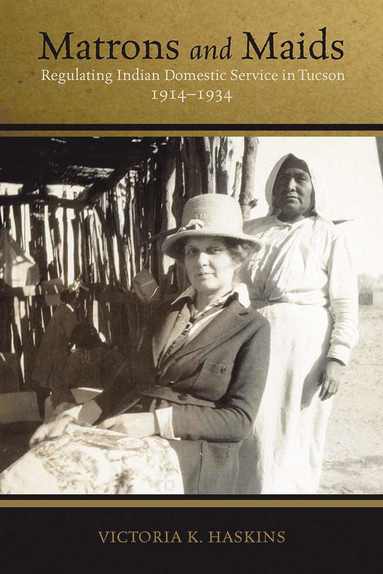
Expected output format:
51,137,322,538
0,0,382,125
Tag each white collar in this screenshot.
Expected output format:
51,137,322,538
171,282,250,308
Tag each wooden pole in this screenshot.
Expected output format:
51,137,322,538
239,137,259,220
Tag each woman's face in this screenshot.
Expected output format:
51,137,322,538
184,237,238,297
273,167,314,221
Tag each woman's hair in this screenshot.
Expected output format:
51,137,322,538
70,321,102,349
172,236,255,263
60,288,79,304
222,238,256,263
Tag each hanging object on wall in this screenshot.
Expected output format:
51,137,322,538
0,228,40,288
133,269,160,303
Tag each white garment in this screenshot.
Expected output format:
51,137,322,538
240,214,358,494
243,215,358,364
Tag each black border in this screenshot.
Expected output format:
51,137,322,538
1,506,382,573
1,123,383,131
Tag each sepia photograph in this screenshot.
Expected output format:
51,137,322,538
0,135,381,495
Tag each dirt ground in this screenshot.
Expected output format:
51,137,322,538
1,305,382,495
320,304,383,494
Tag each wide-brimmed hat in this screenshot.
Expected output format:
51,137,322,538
162,194,261,258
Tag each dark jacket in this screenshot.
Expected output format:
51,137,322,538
96,296,270,494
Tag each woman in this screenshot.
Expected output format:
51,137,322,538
239,153,359,494
31,280,86,414
0,194,269,495
43,320,128,420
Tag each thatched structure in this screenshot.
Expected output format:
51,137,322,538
0,136,259,390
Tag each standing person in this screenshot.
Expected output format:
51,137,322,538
31,280,86,412
0,194,269,495
239,154,359,494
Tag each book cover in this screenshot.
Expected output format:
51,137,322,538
0,1,382,572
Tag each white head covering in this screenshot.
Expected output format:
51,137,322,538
264,154,328,219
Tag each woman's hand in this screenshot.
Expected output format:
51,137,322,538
319,358,345,401
98,412,158,438
29,401,102,446
29,413,75,446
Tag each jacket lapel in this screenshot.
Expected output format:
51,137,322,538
171,300,253,361
152,303,188,366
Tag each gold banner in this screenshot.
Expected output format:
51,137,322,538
1,0,382,125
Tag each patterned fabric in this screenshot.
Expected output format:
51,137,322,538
0,424,184,495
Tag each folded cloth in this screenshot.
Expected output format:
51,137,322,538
0,424,183,495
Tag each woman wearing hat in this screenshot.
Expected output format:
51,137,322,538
239,154,359,494
0,194,269,495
